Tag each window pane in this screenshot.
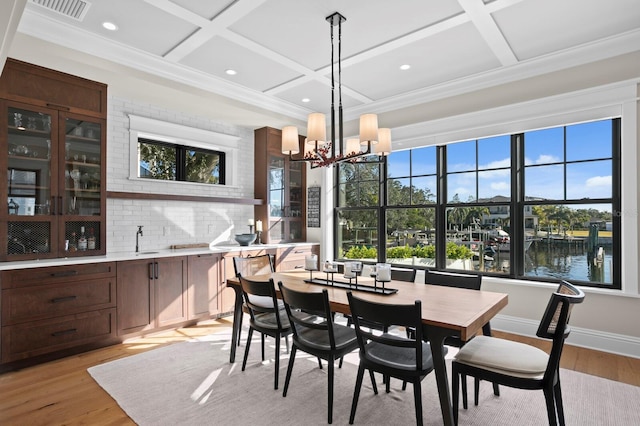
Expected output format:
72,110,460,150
448,171,476,202
566,120,612,161
337,210,378,260
478,169,511,200
388,178,410,206
566,160,612,200
388,150,410,178
411,146,436,175
524,127,564,165
526,204,613,284
138,141,176,180
525,164,563,199
386,207,436,268
185,149,221,184
412,176,437,204
359,180,380,207
478,135,510,169
447,140,476,172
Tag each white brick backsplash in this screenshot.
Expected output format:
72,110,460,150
106,95,256,253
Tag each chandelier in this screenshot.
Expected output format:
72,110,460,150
281,12,392,168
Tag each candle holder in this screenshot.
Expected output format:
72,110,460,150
305,254,318,281
375,263,392,291
248,224,254,234
256,230,262,244
323,261,338,285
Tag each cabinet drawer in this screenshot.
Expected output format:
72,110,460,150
275,245,319,271
1,262,116,289
2,278,116,325
1,308,116,363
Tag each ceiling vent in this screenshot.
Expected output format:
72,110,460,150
29,0,91,21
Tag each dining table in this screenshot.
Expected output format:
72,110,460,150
226,271,508,426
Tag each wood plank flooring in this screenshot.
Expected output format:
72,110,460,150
0,317,637,426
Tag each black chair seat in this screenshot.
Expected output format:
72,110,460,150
253,309,290,330
297,324,357,353
365,339,439,373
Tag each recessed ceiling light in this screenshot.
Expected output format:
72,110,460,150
102,21,118,31
225,69,237,76
302,98,310,103
400,64,411,71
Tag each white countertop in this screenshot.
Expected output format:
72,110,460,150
0,242,318,271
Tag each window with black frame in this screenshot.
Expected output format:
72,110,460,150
138,138,225,185
522,119,618,286
334,118,620,288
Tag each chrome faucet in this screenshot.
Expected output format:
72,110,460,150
136,226,143,253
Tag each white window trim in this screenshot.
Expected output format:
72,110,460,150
330,80,639,295
128,114,240,187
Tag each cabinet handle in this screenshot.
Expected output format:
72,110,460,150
51,295,77,303
154,262,159,279
50,270,78,277
294,265,304,269
46,102,71,111
148,263,154,280
52,328,77,337
197,254,213,258
294,250,304,254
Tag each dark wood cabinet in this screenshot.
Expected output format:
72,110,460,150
116,257,188,336
0,262,116,363
254,127,307,244
0,59,107,261
187,253,222,319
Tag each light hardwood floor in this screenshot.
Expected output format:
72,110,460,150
0,317,638,426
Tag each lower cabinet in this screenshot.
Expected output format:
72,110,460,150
0,262,117,364
220,247,277,313
116,256,187,336
275,244,320,271
187,253,221,320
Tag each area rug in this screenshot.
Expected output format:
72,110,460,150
88,329,640,425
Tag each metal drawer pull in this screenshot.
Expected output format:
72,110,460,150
50,270,78,277
51,295,77,303
294,265,304,269
294,250,305,254
52,328,77,337
46,102,71,111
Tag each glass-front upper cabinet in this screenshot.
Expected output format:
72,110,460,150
2,101,106,260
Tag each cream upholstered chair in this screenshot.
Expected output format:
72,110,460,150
451,281,585,426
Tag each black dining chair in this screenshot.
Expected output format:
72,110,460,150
233,254,280,352
240,276,292,390
346,291,441,426
278,282,364,424
422,269,499,407
452,281,585,425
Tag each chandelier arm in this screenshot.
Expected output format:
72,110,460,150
330,15,336,160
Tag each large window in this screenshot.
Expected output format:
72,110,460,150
335,118,620,288
138,138,225,184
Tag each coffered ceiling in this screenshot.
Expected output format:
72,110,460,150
10,0,640,130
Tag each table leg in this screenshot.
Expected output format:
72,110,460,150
229,285,243,363
424,325,455,426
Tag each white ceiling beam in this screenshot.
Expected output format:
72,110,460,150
458,0,518,66
0,0,27,70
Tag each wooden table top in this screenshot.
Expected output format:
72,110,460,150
228,271,508,341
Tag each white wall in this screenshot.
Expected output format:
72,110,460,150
106,96,255,253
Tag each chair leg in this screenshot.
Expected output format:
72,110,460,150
317,357,323,369
339,357,344,368
554,378,566,426
274,333,281,390
328,358,335,424
474,377,479,406
261,334,265,361
369,369,378,395
282,346,297,397
461,374,468,409
241,328,253,371
349,364,366,424
543,386,558,426
492,381,500,397
452,364,460,426
413,380,423,426
385,374,391,393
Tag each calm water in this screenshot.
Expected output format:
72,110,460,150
481,241,613,283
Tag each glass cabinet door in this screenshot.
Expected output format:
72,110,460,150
6,106,54,255
63,117,102,217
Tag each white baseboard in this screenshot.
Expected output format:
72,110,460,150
491,314,640,359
